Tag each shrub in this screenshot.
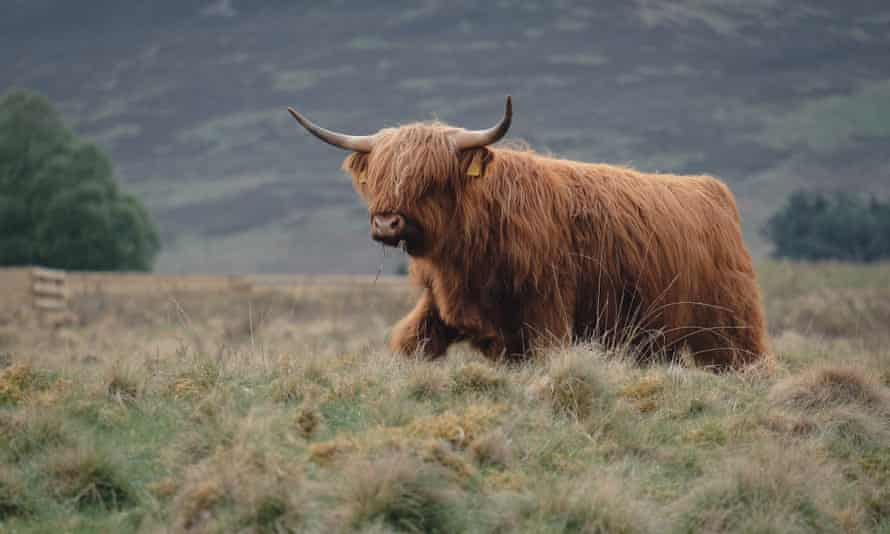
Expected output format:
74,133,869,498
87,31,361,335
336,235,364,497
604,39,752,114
763,190,890,262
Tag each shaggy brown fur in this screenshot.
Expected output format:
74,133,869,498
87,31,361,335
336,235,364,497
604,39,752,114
342,122,771,370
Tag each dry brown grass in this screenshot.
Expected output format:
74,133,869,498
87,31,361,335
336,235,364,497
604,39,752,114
1,263,889,532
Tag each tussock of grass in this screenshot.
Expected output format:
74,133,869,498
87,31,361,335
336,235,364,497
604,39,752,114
815,407,890,526
620,374,665,401
45,445,134,510
769,364,890,413
469,430,512,469
674,443,864,533
619,374,665,413
405,363,449,400
270,374,313,403
682,421,728,447
0,465,32,520
421,439,477,482
190,386,234,424
760,412,818,436
1,409,70,461
338,452,464,533
407,404,505,447
165,349,223,399
104,363,142,405
171,443,303,532
0,363,54,404
270,359,333,404
820,408,889,458
169,424,235,468
536,350,613,420
485,470,528,492
370,396,423,427
308,437,357,464
66,397,129,429
507,475,650,533
294,402,322,437
451,362,507,396
583,403,645,458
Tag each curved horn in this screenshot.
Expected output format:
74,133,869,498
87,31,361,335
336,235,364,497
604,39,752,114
287,107,375,152
452,96,512,151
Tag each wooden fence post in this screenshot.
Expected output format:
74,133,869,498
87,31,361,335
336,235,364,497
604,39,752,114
31,266,76,326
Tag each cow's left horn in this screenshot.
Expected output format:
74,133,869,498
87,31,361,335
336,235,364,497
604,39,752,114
287,107,375,152
452,96,512,151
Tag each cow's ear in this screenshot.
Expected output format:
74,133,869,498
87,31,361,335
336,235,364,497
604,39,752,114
342,152,370,184
458,147,493,180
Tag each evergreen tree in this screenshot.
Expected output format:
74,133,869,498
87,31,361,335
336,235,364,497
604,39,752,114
0,89,159,270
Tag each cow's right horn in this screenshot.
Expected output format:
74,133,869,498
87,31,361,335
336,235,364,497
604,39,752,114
452,96,512,150
287,107,375,152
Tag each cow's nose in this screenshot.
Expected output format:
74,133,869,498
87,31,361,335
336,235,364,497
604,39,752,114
372,213,405,236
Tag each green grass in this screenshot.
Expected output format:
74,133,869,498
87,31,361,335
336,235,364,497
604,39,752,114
1,262,889,532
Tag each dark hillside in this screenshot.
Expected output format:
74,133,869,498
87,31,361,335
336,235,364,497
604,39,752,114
2,0,888,272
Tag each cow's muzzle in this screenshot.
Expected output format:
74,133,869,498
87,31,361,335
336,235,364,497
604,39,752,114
371,213,423,253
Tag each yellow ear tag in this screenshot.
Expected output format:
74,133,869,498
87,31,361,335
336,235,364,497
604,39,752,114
467,151,483,177
358,170,367,184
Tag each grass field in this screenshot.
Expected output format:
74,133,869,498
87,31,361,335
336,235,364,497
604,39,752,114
1,262,889,533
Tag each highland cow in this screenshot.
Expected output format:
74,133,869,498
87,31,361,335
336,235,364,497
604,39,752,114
287,97,771,370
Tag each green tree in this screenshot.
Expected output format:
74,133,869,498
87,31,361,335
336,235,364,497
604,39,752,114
763,189,890,262
0,89,159,270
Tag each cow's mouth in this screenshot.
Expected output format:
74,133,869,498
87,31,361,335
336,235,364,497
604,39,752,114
370,213,424,255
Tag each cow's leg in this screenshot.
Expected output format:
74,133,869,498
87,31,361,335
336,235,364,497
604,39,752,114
468,283,576,362
389,290,459,359
469,332,524,362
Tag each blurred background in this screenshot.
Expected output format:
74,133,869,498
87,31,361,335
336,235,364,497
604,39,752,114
1,0,889,274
